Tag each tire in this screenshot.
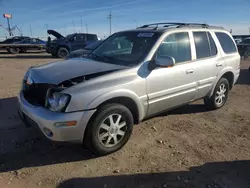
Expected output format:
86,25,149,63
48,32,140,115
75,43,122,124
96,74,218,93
204,78,229,110
84,104,134,156
57,47,69,58
9,48,20,54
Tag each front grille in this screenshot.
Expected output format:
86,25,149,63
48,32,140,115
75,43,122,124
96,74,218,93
23,81,52,106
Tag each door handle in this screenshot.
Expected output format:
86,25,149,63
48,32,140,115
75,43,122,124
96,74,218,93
186,69,194,74
216,63,223,67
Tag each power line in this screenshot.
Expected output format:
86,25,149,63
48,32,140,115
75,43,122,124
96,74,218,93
107,11,112,36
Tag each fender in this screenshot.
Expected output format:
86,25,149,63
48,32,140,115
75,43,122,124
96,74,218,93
208,67,235,97
86,89,147,121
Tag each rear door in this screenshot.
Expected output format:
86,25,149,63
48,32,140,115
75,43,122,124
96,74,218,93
191,31,225,99
71,34,87,51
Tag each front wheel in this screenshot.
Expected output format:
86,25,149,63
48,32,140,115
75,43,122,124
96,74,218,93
84,104,134,156
57,47,69,58
9,48,20,54
204,78,229,110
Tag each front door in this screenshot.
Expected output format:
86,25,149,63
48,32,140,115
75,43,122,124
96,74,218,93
146,32,197,116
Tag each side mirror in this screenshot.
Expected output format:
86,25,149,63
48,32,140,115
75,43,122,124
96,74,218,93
155,56,175,68
148,56,175,70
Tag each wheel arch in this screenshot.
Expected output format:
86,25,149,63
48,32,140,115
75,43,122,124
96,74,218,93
209,69,235,97
86,90,146,125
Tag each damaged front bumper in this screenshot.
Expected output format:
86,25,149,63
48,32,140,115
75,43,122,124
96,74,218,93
17,91,96,143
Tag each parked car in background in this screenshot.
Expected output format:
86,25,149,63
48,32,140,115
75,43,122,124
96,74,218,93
11,38,46,53
0,36,30,44
66,40,103,59
46,29,98,58
237,37,250,59
18,23,240,155
0,36,30,53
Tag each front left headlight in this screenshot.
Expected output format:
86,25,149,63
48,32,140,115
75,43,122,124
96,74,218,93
47,92,70,112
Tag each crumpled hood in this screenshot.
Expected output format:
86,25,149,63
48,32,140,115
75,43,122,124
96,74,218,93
26,58,128,85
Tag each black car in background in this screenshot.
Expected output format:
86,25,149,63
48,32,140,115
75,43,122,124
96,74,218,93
46,30,98,58
0,36,30,44
66,40,103,59
0,36,30,53
237,38,250,59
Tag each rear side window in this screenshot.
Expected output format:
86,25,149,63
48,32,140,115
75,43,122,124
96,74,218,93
86,34,97,41
215,32,237,54
76,34,86,41
193,32,210,59
157,32,191,63
207,33,217,56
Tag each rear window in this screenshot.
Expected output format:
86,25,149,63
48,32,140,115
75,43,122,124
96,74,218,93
86,34,97,41
215,32,237,54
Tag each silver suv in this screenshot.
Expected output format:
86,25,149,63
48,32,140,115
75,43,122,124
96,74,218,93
18,23,240,155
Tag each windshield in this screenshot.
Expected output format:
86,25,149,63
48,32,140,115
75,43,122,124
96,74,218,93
90,31,161,66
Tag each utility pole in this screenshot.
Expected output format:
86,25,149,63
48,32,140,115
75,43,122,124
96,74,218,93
64,24,67,35
29,25,32,36
3,14,12,36
107,12,112,36
249,28,250,35
73,20,75,33
45,24,48,37
81,17,83,32
86,24,88,33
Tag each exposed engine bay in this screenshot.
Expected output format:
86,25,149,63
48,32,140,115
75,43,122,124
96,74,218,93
23,70,117,107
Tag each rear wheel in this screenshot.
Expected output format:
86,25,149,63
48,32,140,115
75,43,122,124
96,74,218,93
84,104,134,156
57,47,69,58
204,78,229,110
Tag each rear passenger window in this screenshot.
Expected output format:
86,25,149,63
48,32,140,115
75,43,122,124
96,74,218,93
76,35,86,41
208,33,217,56
87,34,97,41
215,32,237,54
193,32,210,59
156,32,191,63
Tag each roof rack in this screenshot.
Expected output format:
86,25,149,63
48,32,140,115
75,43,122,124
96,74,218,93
136,22,223,30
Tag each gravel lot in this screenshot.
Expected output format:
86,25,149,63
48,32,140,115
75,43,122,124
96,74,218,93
0,51,250,188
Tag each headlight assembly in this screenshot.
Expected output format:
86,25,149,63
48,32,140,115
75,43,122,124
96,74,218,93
47,92,70,112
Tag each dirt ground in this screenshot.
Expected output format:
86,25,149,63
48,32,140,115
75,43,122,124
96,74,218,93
0,51,249,188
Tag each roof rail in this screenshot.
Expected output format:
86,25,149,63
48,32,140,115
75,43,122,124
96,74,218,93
136,22,223,30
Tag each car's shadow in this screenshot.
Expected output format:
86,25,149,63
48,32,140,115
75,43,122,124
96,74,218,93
57,160,250,188
0,97,95,173
236,68,250,86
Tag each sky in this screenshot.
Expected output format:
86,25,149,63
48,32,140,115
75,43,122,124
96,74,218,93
0,0,250,39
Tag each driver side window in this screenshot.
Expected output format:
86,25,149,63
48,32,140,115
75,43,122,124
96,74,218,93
156,32,191,64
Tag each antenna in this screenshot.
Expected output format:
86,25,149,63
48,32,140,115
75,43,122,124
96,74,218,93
107,12,112,36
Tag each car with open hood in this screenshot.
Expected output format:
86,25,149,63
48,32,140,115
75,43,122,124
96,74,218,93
18,23,240,155
46,29,98,58
66,40,103,59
